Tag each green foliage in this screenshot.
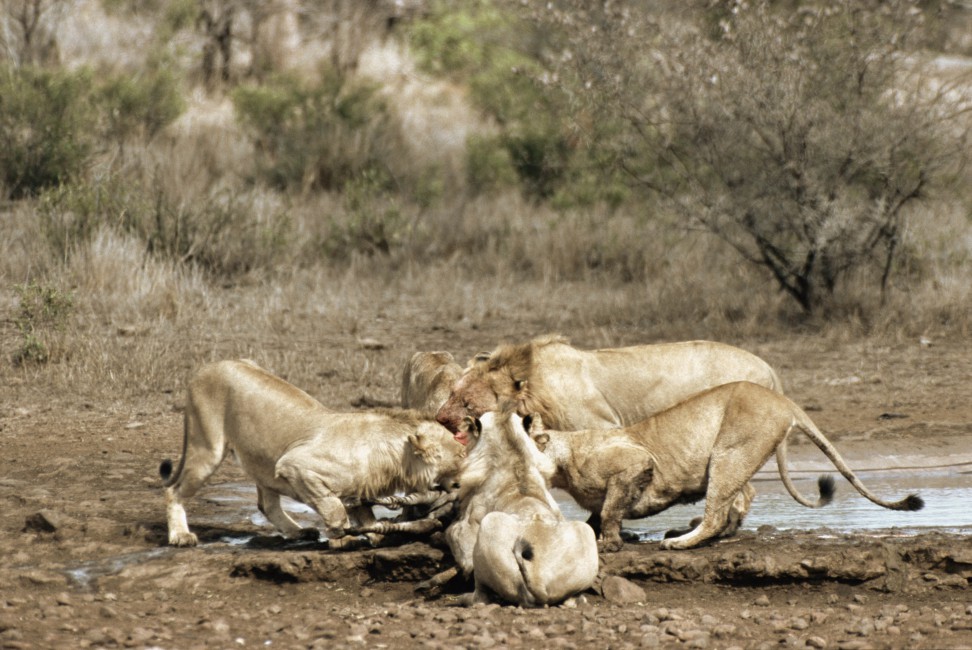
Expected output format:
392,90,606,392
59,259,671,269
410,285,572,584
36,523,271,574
233,70,399,192
12,281,74,365
409,0,575,201
0,66,97,199
98,61,185,143
466,134,518,194
324,170,412,259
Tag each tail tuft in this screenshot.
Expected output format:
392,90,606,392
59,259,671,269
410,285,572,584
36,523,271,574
518,541,534,562
896,493,924,511
159,459,173,482
817,474,836,506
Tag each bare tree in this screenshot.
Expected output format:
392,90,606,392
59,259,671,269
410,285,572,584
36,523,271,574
542,1,970,313
0,0,64,66
197,0,236,88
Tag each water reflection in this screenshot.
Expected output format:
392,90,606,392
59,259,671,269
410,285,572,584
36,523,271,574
562,466,972,542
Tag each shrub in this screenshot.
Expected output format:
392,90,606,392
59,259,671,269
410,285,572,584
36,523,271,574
0,66,96,198
408,0,576,201
543,1,970,313
323,170,413,259
232,70,401,192
12,281,74,365
98,61,186,144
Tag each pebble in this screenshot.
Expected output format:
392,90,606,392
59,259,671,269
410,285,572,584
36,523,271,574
601,576,646,604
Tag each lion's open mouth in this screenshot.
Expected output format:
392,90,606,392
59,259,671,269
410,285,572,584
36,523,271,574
454,430,469,445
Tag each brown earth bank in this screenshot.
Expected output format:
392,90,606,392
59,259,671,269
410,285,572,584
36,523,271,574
1,332,971,649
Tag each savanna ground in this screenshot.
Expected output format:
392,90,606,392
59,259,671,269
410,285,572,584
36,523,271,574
2,1,972,648
1,274,970,649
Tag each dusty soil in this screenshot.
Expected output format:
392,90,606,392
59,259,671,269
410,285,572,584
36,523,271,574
1,325,970,649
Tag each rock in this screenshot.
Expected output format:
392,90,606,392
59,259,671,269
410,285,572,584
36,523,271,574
24,509,71,533
601,575,646,604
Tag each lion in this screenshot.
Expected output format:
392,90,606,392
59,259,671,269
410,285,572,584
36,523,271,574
160,359,466,548
434,334,783,534
527,381,924,551
445,411,598,607
401,351,463,417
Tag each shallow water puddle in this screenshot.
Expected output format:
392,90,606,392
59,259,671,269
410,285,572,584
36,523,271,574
594,464,972,542
57,463,970,582
201,463,972,545
64,548,177,587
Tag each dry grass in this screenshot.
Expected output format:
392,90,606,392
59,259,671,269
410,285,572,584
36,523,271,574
1,2,970,415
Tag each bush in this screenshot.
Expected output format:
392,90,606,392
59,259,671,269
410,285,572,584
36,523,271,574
98,61,185,144
233,70,401,192
0,66,97,199
12,281,74,365
409,0,576,201
544,1,970,313
323,170,413,259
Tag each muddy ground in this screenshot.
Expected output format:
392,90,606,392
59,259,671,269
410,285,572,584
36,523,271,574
1,326,970,649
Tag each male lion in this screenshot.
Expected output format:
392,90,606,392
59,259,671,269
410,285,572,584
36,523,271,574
435,334,783,534
445,411,598,607
160,359,465,547
400,350,463,417
528,381,924,551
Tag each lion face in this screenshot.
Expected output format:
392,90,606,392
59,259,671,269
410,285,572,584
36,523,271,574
435,370,504,440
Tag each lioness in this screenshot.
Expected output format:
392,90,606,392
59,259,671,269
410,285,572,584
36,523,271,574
446,411,598,607
161,359,465,547
528,381,924,551
435,334,783,535
401,351,463,417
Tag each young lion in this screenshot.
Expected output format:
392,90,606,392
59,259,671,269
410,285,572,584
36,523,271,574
160,359,465,548
529,381,924,551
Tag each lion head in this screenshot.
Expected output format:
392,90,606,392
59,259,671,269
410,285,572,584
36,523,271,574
434,335,566,441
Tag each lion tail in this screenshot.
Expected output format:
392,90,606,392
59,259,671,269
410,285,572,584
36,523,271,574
159,416,189,488
513,538,543,607
794,414,924,512
776,421,835,508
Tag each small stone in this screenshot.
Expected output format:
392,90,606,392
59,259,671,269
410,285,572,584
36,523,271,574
806,636,827,648
754,595,771,607
601,576,646,604
24,510,67,533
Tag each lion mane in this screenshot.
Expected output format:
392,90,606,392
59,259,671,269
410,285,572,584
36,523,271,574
476,335,569,430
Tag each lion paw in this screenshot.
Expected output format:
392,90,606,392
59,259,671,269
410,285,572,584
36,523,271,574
168,532,199,547
597,537,624,553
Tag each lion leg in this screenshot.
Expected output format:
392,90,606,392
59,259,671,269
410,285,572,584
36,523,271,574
163,435,227,547
660,457,753,550
256,486,306,538
721,482,756,538
274,459,351,541
598,464,654,553
664,479,758,541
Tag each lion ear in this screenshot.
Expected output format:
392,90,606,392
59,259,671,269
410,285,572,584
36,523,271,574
532,432,550,452
459,416,482,442
468,352,490,367
408,431,442,464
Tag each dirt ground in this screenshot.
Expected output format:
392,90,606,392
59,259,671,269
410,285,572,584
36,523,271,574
1,324,970,649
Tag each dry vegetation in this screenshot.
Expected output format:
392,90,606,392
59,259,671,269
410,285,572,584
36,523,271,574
1,0,971,411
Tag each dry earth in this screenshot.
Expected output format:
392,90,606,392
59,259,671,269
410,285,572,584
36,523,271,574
1,322,970,649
